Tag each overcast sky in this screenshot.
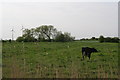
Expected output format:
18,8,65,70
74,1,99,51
0,0,118,40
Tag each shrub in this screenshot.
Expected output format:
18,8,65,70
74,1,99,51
16,37,24,42
99,35,104,43
55,32,75,42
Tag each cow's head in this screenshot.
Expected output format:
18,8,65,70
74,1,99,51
91,48,98,52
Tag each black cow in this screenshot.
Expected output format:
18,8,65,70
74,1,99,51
82,47,98,60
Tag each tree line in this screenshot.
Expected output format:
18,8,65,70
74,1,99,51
80,36,119,43
99,35,119,43
16,25,75,42
80,37,99,41
1,25,119,43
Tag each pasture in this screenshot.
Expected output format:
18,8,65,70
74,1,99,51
2,41,118,78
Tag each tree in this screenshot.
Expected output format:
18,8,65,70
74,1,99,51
56,33,65,42
8,39,12,42
95,38,99,40
80,38,85,41
34,27,45,42
99,36,119,43
104,37,111,42
99,35,104,43
16,25,75,42
55,31,64,42
111,37,119,43
30,28,36,38
55,32,75,42
40,25,57,42
22,29,36,42
64,32,75,41
23,29,31,38
16,36,24,42
91,37,95,40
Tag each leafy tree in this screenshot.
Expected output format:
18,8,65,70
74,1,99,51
40,25,57,42
30,28,36,38
16,25,75,42
23,29,31,37
34,27,45,42
64,32,75,41
55,32,75,42
55,31,64,42
99,35,104,43
22,29,36,42
56,33,65,42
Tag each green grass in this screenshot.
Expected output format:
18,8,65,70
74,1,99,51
0,42,2,79
2,41,118,78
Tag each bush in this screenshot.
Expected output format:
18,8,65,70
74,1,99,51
16,37,24,42
91,37,95,40
104,37,111,42
80,38,86,41
2,40,7,42
55,32,75,42
111,37,119,43
24,37,37,42
55,33,65,42
99,35,104,43
16,36,37,42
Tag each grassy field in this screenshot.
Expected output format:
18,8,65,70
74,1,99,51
2,41,118,78
0,42,2,79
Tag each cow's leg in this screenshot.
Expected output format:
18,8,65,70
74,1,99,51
82,52,85,60
88,53,91,60
82,55,84,60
